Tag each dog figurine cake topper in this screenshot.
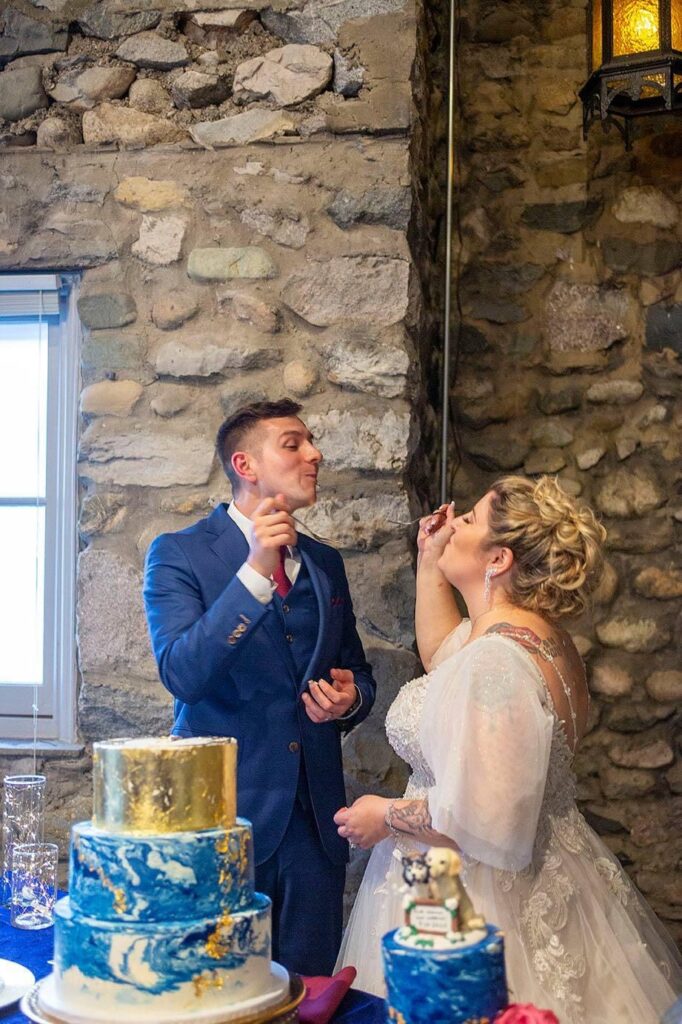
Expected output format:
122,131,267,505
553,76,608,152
400,847,485,940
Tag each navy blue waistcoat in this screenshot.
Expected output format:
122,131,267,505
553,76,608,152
273,559,320,683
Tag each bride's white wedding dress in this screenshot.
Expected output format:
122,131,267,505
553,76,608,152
337,619,682,1023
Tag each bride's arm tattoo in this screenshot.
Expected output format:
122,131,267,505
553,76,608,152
386,799,439,841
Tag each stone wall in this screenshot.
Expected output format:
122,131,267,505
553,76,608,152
0,0,433,902
451,0,682,942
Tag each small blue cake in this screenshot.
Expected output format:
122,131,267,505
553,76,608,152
382,923,508,1024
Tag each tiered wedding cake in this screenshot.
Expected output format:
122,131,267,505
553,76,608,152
38,737,290,1024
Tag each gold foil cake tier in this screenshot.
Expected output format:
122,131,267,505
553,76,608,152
92,737,237,833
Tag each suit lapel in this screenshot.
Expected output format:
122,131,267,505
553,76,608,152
208,505,250,576
299,538,330,691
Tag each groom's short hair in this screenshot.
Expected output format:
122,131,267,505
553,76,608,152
216,398,303,492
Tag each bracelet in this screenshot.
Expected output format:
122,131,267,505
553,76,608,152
337,685,362,721
384,801,414,854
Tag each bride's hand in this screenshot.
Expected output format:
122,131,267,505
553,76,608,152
417,502,455,558
334,795,391,850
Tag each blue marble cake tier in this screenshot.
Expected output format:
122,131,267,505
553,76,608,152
49,891,288,1020
382,923,508,1024
69,819,253,923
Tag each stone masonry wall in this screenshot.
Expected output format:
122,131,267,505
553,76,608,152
451,0,682,942
0,0,435,905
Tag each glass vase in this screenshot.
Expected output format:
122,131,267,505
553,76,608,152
10,841,57,929
1,774,46,907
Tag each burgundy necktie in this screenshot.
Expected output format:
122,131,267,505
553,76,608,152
272,545,292,598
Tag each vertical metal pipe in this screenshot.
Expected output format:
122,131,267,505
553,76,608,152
440,0,457,504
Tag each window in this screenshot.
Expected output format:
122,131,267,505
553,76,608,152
0,275,79,742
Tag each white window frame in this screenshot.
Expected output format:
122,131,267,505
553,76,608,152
0,274,79,742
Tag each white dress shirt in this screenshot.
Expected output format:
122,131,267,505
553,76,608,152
229,501,301,604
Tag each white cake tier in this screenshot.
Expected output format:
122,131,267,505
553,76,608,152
37,964,290,1024
51,893,287,1021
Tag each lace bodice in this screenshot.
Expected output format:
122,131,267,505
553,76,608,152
385,674,435,797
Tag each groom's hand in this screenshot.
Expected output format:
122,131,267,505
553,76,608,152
248,493,297,579
302,668,357,723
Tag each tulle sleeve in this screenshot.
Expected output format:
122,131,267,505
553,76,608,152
430,618,472,669
420,636,553,872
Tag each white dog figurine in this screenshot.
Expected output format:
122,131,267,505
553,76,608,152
425,848,485,932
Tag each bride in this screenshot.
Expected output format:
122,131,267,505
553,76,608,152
334,475,682,1024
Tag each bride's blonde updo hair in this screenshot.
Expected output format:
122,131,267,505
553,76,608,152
484,475,607,620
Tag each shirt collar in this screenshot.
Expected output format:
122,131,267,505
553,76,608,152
227,500,253,542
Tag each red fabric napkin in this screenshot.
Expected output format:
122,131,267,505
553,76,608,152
299,966,357,1024
496,1005,560,1024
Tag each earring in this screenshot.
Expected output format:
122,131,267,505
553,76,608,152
483,566,496,607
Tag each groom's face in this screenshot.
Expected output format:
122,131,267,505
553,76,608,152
245,416,322,510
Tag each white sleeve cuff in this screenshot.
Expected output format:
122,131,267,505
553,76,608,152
237,562,276,605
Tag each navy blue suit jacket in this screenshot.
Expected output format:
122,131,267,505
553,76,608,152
143,504,376,867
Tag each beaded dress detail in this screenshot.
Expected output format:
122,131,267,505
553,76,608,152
385,675,434,801
337,620,682,1023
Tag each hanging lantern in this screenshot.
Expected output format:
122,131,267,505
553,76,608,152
580,1,682,148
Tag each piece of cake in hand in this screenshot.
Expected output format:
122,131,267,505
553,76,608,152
382,846,508,1024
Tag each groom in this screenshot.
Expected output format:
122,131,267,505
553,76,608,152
143,398,376,975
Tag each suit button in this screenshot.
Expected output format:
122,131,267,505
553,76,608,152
288,741,300,753
286,633,293,643
282,604,290,613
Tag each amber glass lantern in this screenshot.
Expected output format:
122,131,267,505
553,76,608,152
580,0,682,147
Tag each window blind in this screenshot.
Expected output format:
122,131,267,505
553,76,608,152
0,274,61,318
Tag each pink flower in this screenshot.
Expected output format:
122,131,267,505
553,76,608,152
496,1004,560,1024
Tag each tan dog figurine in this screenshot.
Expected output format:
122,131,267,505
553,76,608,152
425,848,486,932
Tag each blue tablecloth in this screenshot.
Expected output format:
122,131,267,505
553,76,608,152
0,902,385,1024
0,902,55,1023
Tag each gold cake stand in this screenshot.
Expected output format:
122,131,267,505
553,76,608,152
21,973,306,1024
